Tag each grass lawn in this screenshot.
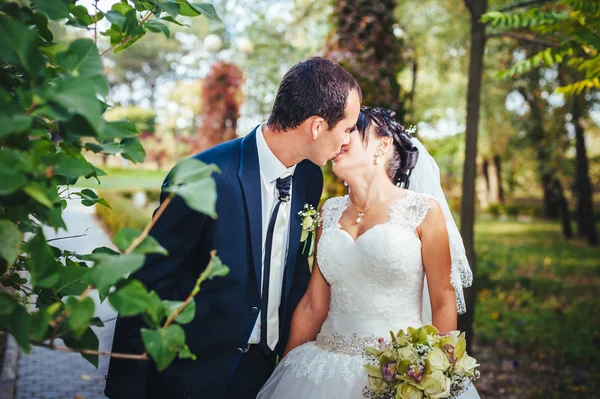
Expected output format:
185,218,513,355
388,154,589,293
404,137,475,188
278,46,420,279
75,167,168,190
474,218,600,398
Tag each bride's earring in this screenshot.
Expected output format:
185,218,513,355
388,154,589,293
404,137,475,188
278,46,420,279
374,150,383,165
343,181,348,187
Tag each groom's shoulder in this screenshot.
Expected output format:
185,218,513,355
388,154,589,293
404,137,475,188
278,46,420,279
191,138,242,166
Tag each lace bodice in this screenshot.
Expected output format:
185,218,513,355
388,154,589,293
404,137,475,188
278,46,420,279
316,191,433,336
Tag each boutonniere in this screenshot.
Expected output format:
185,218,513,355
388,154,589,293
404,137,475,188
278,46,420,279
298,203,322,256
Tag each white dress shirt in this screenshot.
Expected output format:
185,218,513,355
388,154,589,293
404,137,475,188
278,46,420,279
248,123,296,345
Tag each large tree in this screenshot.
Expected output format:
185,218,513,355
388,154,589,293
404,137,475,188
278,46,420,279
325,0,407,120
459,0,488,351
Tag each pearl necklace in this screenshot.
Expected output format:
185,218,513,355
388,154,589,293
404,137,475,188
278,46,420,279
349,194,386,224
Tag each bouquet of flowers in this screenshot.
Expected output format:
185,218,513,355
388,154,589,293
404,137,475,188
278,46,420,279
363,325,479,399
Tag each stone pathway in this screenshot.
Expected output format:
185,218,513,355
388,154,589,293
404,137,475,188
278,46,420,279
16,198,117,399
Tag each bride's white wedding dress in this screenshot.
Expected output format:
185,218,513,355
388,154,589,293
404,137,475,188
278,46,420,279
258,191,480,398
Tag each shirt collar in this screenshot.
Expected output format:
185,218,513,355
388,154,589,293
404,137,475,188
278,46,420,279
256,123,296,183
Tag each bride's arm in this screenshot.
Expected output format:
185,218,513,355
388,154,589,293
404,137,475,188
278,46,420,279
283,225,330,357
418,198,457,332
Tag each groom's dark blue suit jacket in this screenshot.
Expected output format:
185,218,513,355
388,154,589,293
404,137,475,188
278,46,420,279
105,127,323,399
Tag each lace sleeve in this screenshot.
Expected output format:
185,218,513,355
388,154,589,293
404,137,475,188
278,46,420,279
321,196,348,230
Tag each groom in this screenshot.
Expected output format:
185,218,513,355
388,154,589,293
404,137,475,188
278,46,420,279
104,57,361,399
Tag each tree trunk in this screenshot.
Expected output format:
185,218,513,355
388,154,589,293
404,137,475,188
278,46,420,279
541,171,561,218
572,94,598,245
493,155,504,203
483,156,501,204
459,0,487,353
482,158,490,192
555,179,574,239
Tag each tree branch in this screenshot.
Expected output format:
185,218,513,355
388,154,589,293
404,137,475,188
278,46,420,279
124,194,173,254
163,287,193,329
498,0,555,12
47,232,88,242
488,31,558,47
34,341,149,360
100,8,157,57
93,0,99,44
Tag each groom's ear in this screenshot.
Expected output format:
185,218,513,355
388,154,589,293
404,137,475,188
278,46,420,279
310,117,326,141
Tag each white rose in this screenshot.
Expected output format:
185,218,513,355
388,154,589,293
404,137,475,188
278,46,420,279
454,354,479,377
426,347,450,373
419,370,451,399
396,345,415,361
396,383,424,399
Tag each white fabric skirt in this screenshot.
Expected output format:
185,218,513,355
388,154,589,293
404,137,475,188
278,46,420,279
257,340,481,399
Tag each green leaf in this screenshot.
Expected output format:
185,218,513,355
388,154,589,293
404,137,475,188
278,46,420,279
55,39,109,97
2,305,31,353
163,299,196,324
170,158,221,186
543,48,555,66
49,76,103,129
66,296,95,337
141,325,186,371
101,119,140,139
62,327,99,367
114,33,146,53
177,344,196,360
114,227,167,255
89,253,146,298
191,252,229,296
108,280,150,316
120,137,146,163
0,114,33,137
0,220,21,265
0,16,45,76
177,1,222,22
105,10,127,30
112,2,134,15
144,291,167,328
164,158,220,217
159,3,181,17
23,183,54,208
160,16,189,27
56,266,91,296
33,11,53,41
32,0,71,20
49,154,96,180
205,253,229,280
73,189,112,209
29,309,49,341
69,5,94,27
84,141,122,155
0,292,16,315
0,168,27,195
145,19,170,38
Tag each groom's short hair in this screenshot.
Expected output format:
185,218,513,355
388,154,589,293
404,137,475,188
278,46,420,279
267,57,361,132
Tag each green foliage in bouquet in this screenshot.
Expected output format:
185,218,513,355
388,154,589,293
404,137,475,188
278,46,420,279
364,325,479,399
0,0,225,372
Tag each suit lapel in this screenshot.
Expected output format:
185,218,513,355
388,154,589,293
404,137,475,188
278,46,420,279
238,128,263,292
283,161,308,300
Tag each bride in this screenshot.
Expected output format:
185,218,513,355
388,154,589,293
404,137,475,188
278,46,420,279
257,107,480,398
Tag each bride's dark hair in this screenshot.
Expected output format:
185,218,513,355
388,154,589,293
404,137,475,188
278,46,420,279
356,107,419,188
